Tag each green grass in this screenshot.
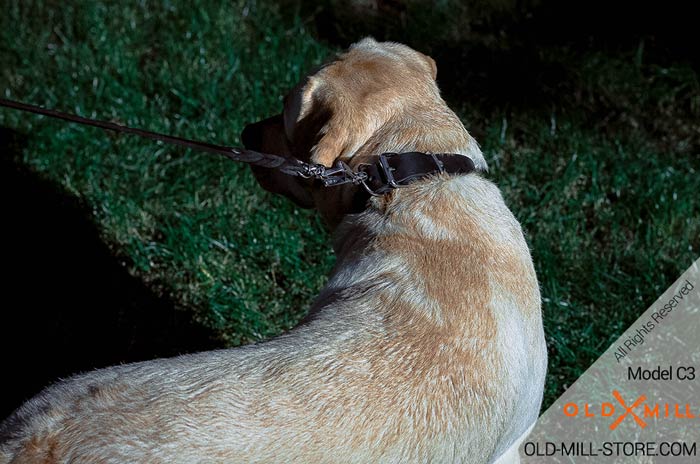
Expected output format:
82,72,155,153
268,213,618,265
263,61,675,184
1,1,698,409
1,0,335,346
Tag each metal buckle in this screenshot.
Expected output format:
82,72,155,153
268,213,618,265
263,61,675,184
377,153,400,188
377,152,445,187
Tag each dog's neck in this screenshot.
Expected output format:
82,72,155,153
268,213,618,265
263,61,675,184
331,170,473,265
346,104,487,173
312,101,487,229
316,169,496,331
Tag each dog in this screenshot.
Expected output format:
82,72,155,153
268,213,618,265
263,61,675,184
0,38,547,464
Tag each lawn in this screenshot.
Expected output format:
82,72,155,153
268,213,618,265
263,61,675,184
1,0,698,410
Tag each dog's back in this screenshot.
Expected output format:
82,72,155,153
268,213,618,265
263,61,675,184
1,173,545,464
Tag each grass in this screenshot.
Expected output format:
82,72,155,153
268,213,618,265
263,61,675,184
1,0,698,410
1,0,335,346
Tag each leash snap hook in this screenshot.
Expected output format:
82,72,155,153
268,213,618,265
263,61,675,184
316,161,368,187
298,163,326,179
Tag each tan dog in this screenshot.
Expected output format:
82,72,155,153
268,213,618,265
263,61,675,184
0,38,546,464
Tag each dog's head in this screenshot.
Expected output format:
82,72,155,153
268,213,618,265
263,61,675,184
242,38,486,228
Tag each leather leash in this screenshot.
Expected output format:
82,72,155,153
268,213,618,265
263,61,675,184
0,98,476,197
0,98,365,186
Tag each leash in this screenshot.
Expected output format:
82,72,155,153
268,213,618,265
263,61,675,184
0,98,477,198
0,98,367,188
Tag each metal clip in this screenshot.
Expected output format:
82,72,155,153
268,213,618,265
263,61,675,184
298,163,326,179
301,161,368,187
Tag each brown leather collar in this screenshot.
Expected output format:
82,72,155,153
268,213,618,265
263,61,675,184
348,152,478,212
359,152,476,195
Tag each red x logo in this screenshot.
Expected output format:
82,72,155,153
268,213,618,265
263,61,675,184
609,390,647,430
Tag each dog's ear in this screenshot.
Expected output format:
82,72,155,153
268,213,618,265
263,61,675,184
283,75,375,168
283,76,320,145
283,76,342,168
241,115,314,208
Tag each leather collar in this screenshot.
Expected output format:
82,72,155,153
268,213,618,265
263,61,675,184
349,152,477,212
359,152,476,195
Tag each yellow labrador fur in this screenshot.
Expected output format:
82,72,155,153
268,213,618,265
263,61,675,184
0,38,546,464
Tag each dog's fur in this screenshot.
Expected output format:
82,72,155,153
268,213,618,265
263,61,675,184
0,38,546,464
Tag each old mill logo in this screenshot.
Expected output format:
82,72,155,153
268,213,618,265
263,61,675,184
563,390,696,430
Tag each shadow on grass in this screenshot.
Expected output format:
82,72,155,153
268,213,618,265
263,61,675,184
0,127,221,419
